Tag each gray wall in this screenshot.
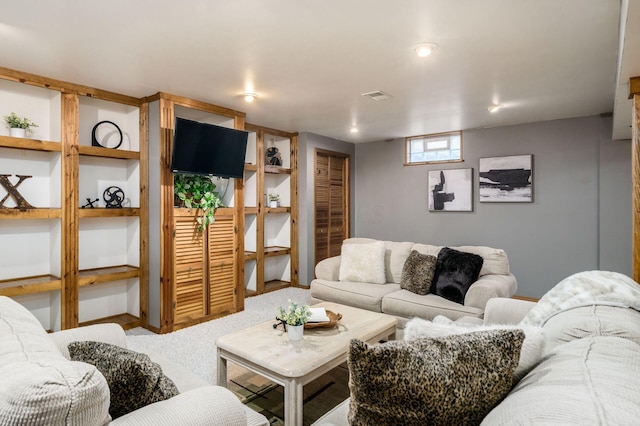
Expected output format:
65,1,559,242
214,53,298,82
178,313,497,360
353,115,631,298
298,132,356,285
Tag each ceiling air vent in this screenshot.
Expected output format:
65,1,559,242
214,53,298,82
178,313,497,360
361,90,392,101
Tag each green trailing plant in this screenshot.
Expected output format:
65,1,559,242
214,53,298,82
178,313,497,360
4,112,39,131
268,194,280,202
276,299,312,326
174,174,224,231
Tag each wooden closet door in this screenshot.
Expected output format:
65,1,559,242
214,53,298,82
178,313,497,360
315,149,349,266
174,216,206,324
208,214,237,315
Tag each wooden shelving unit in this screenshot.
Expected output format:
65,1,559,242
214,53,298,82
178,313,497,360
243,123,298,296
0,67,148,331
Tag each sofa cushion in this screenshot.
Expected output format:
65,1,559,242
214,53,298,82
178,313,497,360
481,336,640,425
383,241,414,284
410,243,442,258
69,341,179,419
454,245,510,276
404,316,545,383
339,241,386,284
348,329,524,426
382,289,484,321
542,305,640,351
311,279,400,313
0,296,110,425
400,250,437,295
431,247,484,304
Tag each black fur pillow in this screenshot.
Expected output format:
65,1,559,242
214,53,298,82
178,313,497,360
68,341,179,419
431,247,484,304
400,250,437,295
347,329,525,425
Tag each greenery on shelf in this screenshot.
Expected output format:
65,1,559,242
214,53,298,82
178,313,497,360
174,174,224,231
276,299,312,326
268,194,280,202
3,112,39,130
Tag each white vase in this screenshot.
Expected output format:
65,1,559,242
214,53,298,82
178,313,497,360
287,324,304,341
10,128,26,138
270,200,279,208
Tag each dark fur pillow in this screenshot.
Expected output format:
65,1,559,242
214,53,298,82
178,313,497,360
431,247,484,304
400,250,437,295
68,341,179,419
348,329,525,425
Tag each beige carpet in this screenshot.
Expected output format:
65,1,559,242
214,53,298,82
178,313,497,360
226,362,350,425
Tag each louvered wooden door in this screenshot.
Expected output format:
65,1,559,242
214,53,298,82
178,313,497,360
315,149,350,266
208,214,237,315
174,216,206,324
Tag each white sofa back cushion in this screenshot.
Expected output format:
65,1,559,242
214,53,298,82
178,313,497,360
0,296,110,426
454,245,510,276
383,241,414,284
339,240,386,284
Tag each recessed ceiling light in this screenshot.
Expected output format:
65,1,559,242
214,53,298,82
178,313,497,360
243,93,258,103
350,126,359,133
414,42,438,57
488,104,503,113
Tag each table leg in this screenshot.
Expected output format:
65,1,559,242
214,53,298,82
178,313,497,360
283,377,304,426
217,348,228,387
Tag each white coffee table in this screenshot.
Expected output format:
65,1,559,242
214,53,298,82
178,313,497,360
216,302,397,426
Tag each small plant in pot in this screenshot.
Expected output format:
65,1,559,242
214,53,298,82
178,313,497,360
268,193,280,208
4,112,38,138
276,299,312,340
174,173,224,231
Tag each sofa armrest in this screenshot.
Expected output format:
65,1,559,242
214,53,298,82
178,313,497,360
315,256,342,281
483,297,536,325
463,273,517,310
111,386,266,426
49,323,127,359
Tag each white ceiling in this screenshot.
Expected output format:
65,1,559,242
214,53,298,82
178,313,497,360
0,0,634,143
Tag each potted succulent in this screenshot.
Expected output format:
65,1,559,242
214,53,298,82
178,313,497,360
269,193,280,208
276,299,312,340
174,174,224,231
4,112,38,138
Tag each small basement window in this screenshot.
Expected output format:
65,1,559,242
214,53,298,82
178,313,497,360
405,131,462,165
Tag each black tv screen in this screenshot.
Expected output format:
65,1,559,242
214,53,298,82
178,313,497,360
171,117,248,179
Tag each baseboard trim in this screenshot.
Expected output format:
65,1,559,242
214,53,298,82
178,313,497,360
511,295,539,302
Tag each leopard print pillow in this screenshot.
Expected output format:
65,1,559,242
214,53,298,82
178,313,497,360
68,341,179,419
348,329,524,426
400,250,437,295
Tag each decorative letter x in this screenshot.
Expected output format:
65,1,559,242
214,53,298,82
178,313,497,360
0,174,34,209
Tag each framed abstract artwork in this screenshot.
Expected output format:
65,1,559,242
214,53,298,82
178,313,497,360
428,168,473,212
479,155,533,202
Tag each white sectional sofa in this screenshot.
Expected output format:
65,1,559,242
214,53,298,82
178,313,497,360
314,271,640,425
310,237,517,330
0,295,268,426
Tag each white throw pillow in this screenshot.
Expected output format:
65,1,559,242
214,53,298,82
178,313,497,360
339,241,386,284
405,315,546,383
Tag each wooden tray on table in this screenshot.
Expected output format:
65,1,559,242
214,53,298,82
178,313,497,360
304,310,342,329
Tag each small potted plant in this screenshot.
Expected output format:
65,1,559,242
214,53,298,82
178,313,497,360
269,193,280,208
276,299,312,340
4,112,38,138
174,174,224,232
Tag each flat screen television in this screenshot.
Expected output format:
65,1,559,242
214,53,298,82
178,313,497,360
171,117,248,179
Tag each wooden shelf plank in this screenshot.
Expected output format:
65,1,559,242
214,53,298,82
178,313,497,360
264,246,291,257
244,251,257,261
80,313,140,330
264,165,291,174
244,207,258,214
0,135,61,152
78,207,140,218
0,208,62,219
264,280,291,293
78,145,140,159
78,265,139,287
244,163,258,171
0,275,61,297
265,207,290,214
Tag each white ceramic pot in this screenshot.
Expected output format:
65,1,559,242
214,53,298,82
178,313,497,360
10,128,26,138
270,200,279,208
287,324,304,341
